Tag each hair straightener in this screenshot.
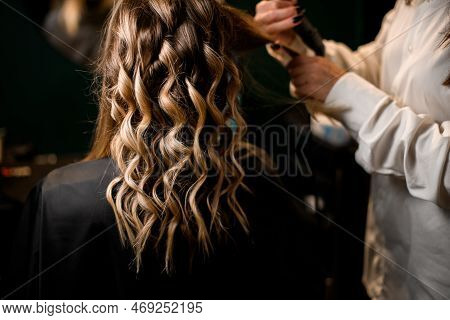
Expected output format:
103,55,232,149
293,15,325,56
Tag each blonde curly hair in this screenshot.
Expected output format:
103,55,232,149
87,0,270,272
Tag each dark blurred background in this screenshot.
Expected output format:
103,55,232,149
0,0,396,299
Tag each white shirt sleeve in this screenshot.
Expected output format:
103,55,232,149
322,7,397,86
326,72,450,209
267,2,450,208
322,2,450,209
267,7,398,86
267,7,398,97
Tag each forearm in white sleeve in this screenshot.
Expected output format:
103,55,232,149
325,72,450,209
267,6,397,90
322,7,397,86
324,40,382,86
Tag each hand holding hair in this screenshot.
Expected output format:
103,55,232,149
287,55,345,103
254,0,304,46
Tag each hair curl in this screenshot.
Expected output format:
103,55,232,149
87,0,270,272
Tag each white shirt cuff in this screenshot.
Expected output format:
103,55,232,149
324,72,392,134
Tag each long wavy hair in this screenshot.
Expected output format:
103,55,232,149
87,0,270,272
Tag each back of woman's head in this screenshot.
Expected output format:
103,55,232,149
88,0,270,272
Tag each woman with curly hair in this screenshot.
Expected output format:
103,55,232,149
7,0,321,299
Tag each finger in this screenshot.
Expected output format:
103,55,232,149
264,14,304,35
295,85,317,99
255,6,299,25
292,74,310,87
256,0,298,12
287,55,317,70
288,64,318,78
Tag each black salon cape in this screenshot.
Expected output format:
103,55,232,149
6,158,323,299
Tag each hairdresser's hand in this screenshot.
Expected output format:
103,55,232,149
254,0,304,46
288,55,346,102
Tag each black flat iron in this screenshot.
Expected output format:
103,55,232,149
293,15,325,56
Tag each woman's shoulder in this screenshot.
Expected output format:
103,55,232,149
38,158,116,222
43,158,115,192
